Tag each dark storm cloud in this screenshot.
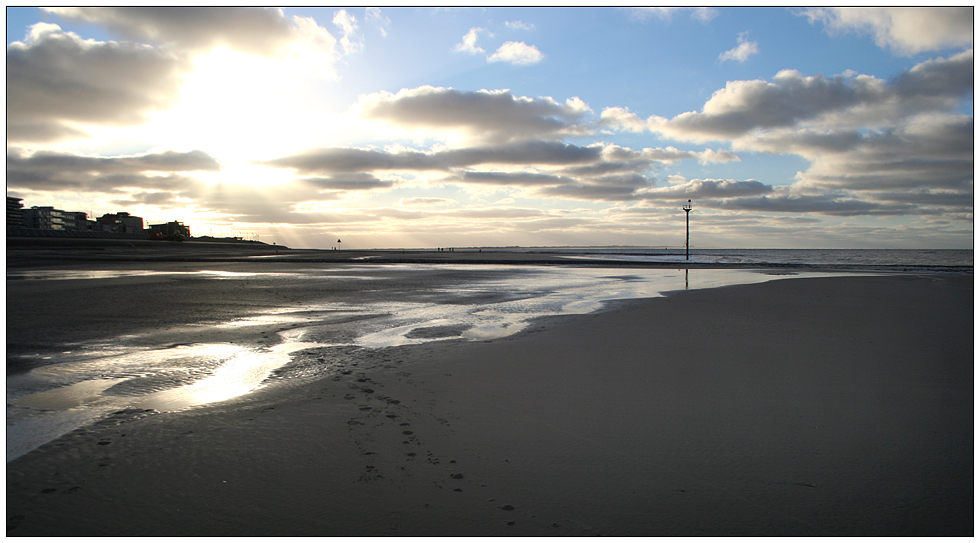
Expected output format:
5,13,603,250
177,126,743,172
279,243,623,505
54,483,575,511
46,7,299,55
6,24,190,143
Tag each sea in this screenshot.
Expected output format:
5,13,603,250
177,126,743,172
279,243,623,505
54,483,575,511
506,247,973,272
6,248,972,461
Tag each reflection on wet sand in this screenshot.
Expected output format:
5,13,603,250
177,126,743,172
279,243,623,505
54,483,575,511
7,265,862,461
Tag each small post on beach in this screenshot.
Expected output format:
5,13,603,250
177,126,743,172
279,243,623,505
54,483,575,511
682,199,692,261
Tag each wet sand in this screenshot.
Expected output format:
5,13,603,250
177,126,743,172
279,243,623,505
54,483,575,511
5,266,973,536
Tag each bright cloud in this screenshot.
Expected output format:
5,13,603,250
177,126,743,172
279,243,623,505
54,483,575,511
629,7,719,23
801,7,973,55
488,41,544,65
505,20,535,31
719,32,759,63
5,7,972,248
454,27,486,54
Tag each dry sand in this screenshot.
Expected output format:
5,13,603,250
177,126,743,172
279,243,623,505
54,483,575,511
5,271,973,536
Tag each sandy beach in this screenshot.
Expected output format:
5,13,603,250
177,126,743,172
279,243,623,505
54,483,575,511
5,250,973,536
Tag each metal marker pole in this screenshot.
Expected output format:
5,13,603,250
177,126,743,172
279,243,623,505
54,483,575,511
683,200,692,261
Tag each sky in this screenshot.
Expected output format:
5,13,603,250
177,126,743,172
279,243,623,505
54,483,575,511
5,6,974,249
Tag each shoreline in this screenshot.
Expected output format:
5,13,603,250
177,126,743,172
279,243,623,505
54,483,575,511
6,272,973,536
7,242,973,274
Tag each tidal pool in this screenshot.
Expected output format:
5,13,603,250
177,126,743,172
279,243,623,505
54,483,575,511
7,264,860,460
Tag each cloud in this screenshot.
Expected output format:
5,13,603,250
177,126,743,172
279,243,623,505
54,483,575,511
6,149,220,192
261,140,732,180
365,7,391,38
46,7,350,76
505,20,535,31
45,7,303,55
8,148,220,175
353,86,592,143
691,8,720,23
488,41,544,65
536,181,649,202
800,7,973,55
6,23,190,142
629,7,718,23
648,70,883,141
791,114,974,192
260,138,743,203
715,191,917,216
399,197,456,207
332,9,362,55
259,141,603,174
598,46,972,215
453,27,486,54
301,174,396,191
642,178,774,200
109,191,181,207
719,32,759,63
455,171,575,187
9,9,352,143
631,50,973,143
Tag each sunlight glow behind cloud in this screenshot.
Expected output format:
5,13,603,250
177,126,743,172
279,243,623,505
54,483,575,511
5,7,972,249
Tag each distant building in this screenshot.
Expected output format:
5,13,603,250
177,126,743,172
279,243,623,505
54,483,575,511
62,211,96,232
7,197,24,226
149,221,191,240
23,206,66,230
96,212,144,234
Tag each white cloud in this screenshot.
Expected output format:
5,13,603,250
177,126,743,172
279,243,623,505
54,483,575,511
629,7,718,23
399,197,457,207
599,107,647,133
505,20,535,31
488,41,544,65
801,7,973,55
332,9,362,55
453,27,486,54
365,7,391,37
641,178,773,200
719,32,759,63
691,8,719,23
